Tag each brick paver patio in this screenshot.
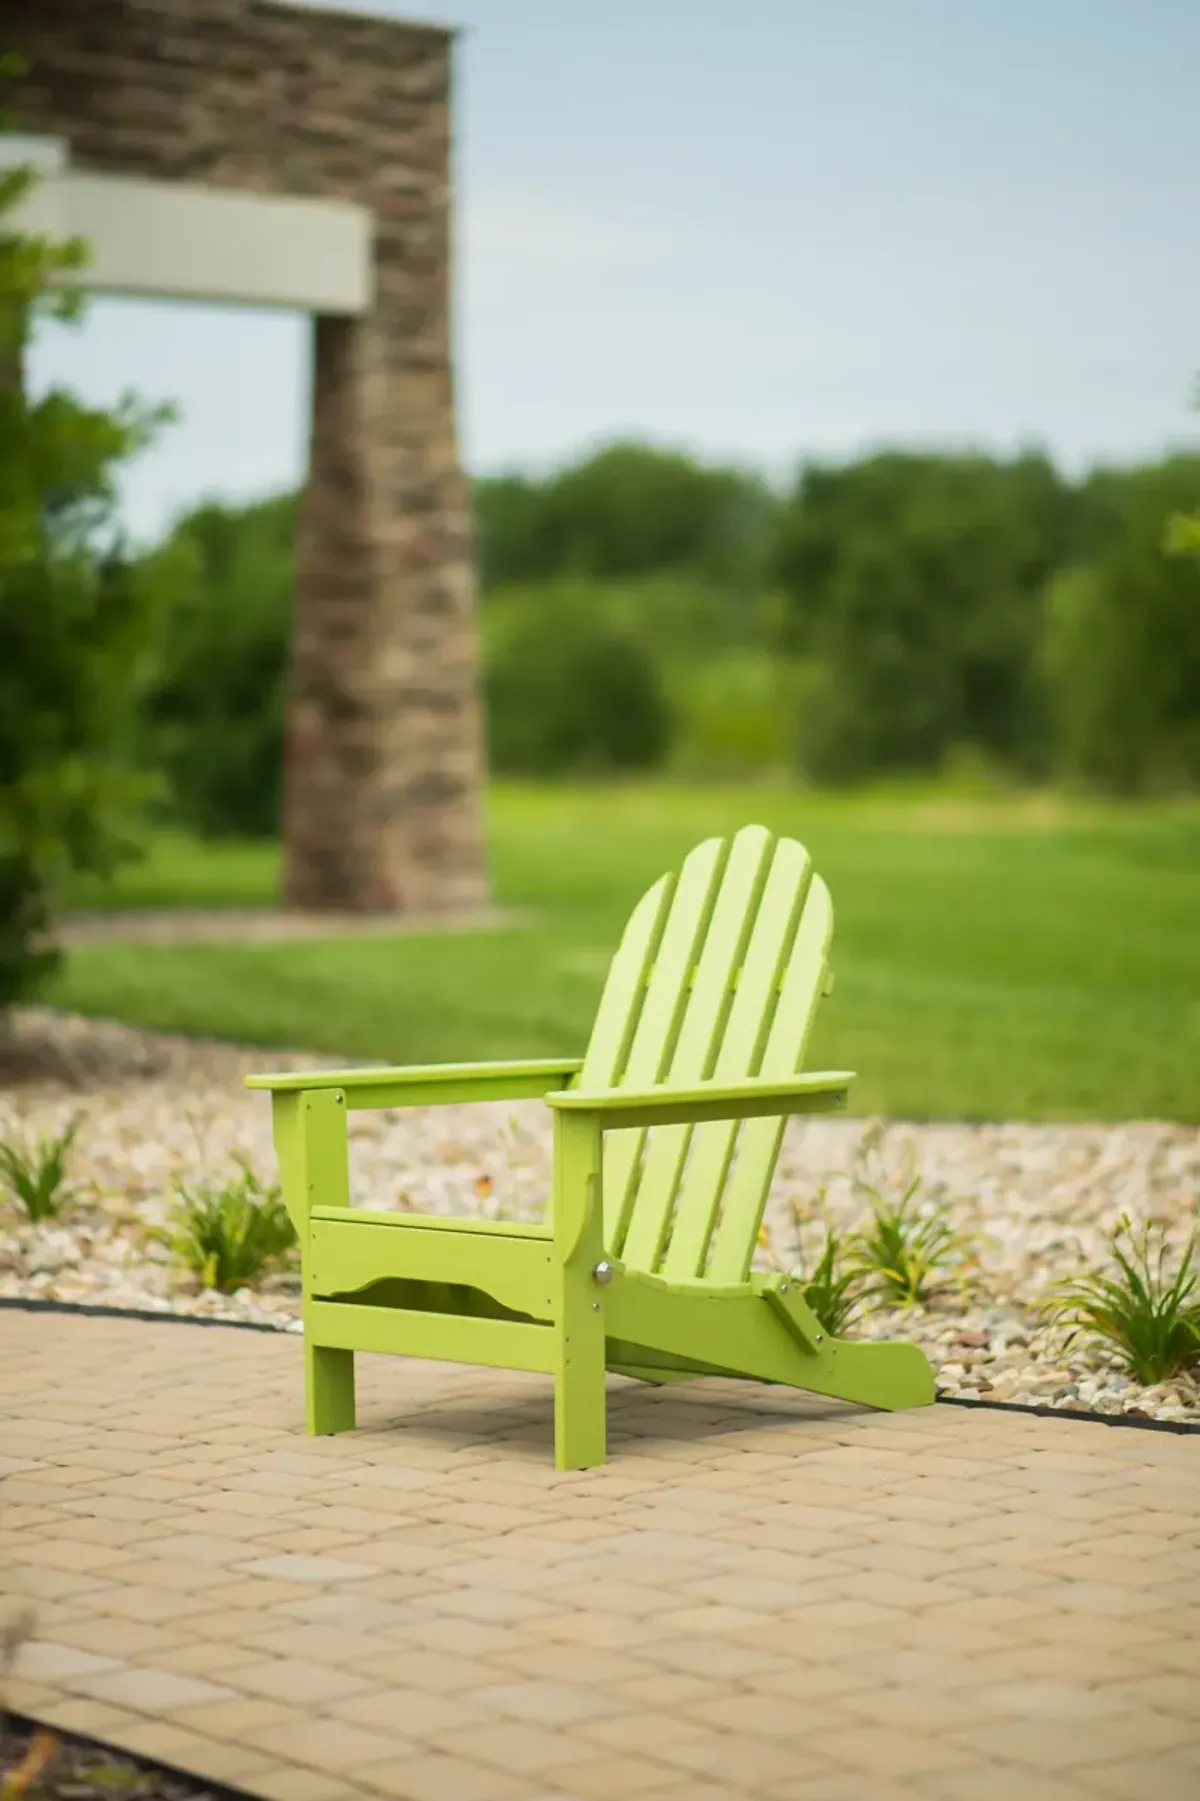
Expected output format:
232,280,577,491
1,1308,1197,1801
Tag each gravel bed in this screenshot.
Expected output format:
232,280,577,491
2,1007,1198,1425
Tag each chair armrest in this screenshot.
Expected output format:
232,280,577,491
246,1057,583,1111
544,1071,853,1132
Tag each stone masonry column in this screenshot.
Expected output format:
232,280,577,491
280,45,488,915
282,314,374,910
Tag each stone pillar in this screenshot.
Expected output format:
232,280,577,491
280,37,489,917
283,303,487,914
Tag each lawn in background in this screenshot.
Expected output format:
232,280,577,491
54,782,1200,1122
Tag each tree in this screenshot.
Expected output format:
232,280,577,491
0,56,171,1012
484,595,672,776
1042,458,1200,792
473,472,555,592
140,494,294,837
769,451,1081,780
475,442,779,596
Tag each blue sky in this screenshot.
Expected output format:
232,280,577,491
27,0,1200,541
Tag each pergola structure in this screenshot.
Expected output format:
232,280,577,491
7,0,488,916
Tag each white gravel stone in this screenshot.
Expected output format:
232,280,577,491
1,1006,1197,1425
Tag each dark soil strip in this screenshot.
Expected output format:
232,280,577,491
0,1296,285,1334
0,1711,261,1801
3,1294,1197,1436
936,1390,1199,1435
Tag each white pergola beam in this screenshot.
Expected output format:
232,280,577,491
4,137,373,315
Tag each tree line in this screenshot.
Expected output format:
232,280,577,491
131,438,1200,839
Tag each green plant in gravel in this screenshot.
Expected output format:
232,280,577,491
760,1192,870,1336
847,1125,976,1308
0,1111,83,1221
795,1223,868,1336
849,1190,975,1308
1040,1215,1200,1386
167,1160,296,1293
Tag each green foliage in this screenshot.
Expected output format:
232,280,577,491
668,651,799,777
771,452,1080,781
1164,511,1200,557
137,535,755,827
140,494,294,837
847,1128,974,1307
0,1110,83,1221
125,429,1200,827
473,472,551,590
760,1192,868,1335
1041,1216,1200,1385
1038,564,1109,781
793,1225,866,1337
1041,460,1200,792
476,442,779,593
0,65,172,1011
167,1160,296,1293
485,576,786,779
850,1193,971,1308
484,590,673,775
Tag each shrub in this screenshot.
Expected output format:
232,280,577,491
139,496,293,838
850,1194,971,1309
759,1194,868,1336
484,597,672,776
1041,1216,1200,1386
0,70,172,1013
793,1225,866,1336
1040,461,1200,794
669,651,798,777
476,443,779,592
847,1127,975,1307
168,1162,296,1293
0,1111,83,1222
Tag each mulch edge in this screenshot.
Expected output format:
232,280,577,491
54,904,538,950
2,1294,1197,1436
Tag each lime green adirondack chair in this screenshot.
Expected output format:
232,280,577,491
247,826,934,1468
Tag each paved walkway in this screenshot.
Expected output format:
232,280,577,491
1,1310,1197,1801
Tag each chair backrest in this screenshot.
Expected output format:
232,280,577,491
577,824,834,1282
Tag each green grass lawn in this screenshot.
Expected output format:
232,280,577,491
54,782,1200,1122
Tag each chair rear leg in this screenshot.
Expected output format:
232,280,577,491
306,1341,356,1435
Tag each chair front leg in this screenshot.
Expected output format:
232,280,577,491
551,1109,608,1470
276,1088,358,1437
306,1341,356,1435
